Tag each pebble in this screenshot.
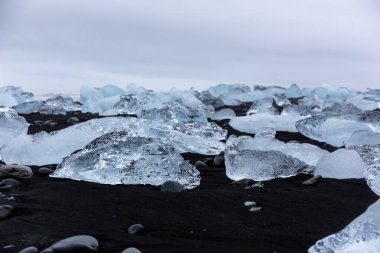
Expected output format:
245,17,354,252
128,224,144,235
195,161,207,169
38,167,54,176
44,120,57,127
33,120,44,127
231,178,251,186
40,235,99,253
249,207,262,212
302,175,321,185
0,178,20,189
161,181,185,192
121,248,142,253
0,205,14,220
244,201,256,207
67,117,79,124
203,158,214,167
213,154,225,167
0,164,33,179
18,247,39,253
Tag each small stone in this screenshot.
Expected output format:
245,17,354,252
249,207,262,212
67,117,79,124
44,120,57,127
213,153,225,167
302,175,321,185
121,248,142,253
0,205,14,220
203,158,214,166
231,178,252,186
244,201,256,207
127,224,144,235
161,181,185,192
38,167,54,176
0,178,20,189
40,235,99,253
18,247,39,253
0,164,33,179
195,161,207,169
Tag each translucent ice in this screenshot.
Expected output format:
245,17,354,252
0,86,34,107
210,108,236,120
364,89,380,102
345,130,380,148
314,149,366,179
0,108,29,148
1,117,225,165
284,84,303,98
13,96,81,115
52,133,200,189
246,98,278,115
308,199,380,253
347,94,378,111
225,132,326,181
229,113,307,134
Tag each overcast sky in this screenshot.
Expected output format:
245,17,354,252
0,0,379,94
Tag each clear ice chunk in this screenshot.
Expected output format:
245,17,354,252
345,130,380,148
210,108,236,120
0,86,34,107
52,132,200,189
364,89,380,102
13,96,81,115
308,199,380,253
1,117,225,165
0,108,29,148
246,98,278,115
314,149,366,179
284,84,303,98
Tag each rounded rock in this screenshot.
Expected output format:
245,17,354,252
161,181,185,192
40,235,99,253
213,154,225,167
203,158,214,167
0,205,14,220
67,117,79,124
38,167,54,176
195,161,207,169
121,248,142,253
0,178,20,189
18,246,39,253
0,164,33,179
128,224,144,235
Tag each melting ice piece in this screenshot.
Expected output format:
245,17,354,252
0,108,29,147
349,144,380,196
347,94,378,111
13,96,81,115
225,132,326,181
364,89,380,102
229,113,307,134
172,122,227,140
308,199,380,253
210,108,236,120
314,149,366,179
1,117,225,165
345,130,380,148
196,84,251,107
321,103,362,117
0,86,34,107
246,98,278,115
52,133,200,189
284,84,303,99
321,118,372,147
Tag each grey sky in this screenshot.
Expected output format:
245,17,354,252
0,0,379,94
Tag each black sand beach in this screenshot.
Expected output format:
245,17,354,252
0,111,378,253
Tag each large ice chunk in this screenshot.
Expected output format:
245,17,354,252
0,86,34,107
52,132,200,189
308,199,380,253
314,149,366,179
1,117,225,165
225,131,327,181
0,108,29,147
229,113,307,134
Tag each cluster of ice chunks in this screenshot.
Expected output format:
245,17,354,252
0,117,226,165
225,128,328,181
308,199,380,253
13,95,81,115
195,84,252,107
0,86,34,107
0,108,29,148
52,132,200,189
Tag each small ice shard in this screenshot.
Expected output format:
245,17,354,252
0,108,29,147
249,207,262,212
229,113,307,134
345,130,380,148
308,199,380,253
321,118,372,147
210,108,236,120
314,149,366,179
40,235,99,253
52,133,200,189
295,116,327,142
349,144,380,196
225,133,320,181
284,84,303,98
244,201,256,207
246,98,278,115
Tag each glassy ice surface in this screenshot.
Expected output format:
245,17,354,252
0,117,225,165
210,108,236,120
225,132,326,181
345,130,380,148
0,108,29,147
315,149,366,179
229,113,307,134
349,144,380,196
52,133,200,189
308,199,380,253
